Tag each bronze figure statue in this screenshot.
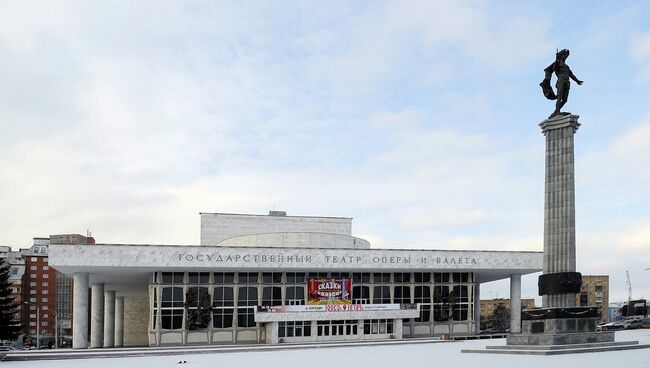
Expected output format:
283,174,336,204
540,49,584,119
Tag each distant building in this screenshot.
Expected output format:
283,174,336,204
576,275,609,323
20,234,95,344
480,298,536,321
0,245,25,329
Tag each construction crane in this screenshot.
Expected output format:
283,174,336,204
626,270,632,316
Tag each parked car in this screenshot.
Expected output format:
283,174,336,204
623,319,643,329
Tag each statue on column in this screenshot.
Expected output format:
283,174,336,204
540,49,584,119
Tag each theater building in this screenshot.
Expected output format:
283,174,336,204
48,212,542,349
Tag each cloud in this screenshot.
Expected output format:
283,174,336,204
631,30,650,80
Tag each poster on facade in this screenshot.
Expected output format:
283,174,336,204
307,278,352,305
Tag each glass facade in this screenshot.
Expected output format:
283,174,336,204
149,271,476,339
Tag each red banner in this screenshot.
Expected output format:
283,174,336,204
307,278,352,305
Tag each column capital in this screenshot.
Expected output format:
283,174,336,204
539,114,580,135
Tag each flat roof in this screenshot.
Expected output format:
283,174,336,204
199,212,353,220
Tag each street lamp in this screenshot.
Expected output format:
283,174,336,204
23,302,58,349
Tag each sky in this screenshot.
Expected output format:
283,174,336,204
1,0,649,305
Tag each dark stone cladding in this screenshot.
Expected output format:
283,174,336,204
538,271,582,296
522,306,598,320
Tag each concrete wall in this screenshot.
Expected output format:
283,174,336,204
200,213,352,245
123,294,148,346
218,233,370,249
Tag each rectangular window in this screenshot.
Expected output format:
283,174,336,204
434,273,450,283
30,321,36,327
373,273,390,283
30,290,37,295
43,290,48,295
30,274,36,278
186,286,210,330
238,273,258,284
43,274,49,279
212,287,234,328
308,272,328,280
161,309,183,329
30,282,37,287
262,286,282,306
43,266,49,271
394,286,411,304
42,298,48,302
414,273,431,283
162,272,184,284
415,285,432,322
352,273,371,283
31,257,38,262
42,282,48,287
286,273,306,284
262,272,282,284
237,287,258,328
30,305,36,310
580,294,588,306
187,272,210,284
41,321,48,326
285,286,305,305
29,297,36,302
30,313,36,318
213,273,235,284
352,286,370,304
394,273,411,283
453,273,469,283
30,265,37,270
160,286,184,329
330,272,351,279
434,285,450,321
372,286,391,304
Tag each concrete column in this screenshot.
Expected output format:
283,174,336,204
72,273,89,349
103,291,115,347
114,296,124,347
473,282,481,334
510,274,522,334
90,283,105,348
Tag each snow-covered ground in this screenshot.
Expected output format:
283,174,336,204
4,330,650,368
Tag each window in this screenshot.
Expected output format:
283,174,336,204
30,314,36,319
394,273,411,283
434,285,450,321
580,293,588,306
186,287,210,330
394,286,411,304
279,321,311,338
373,273,390,283
30,274,36,279
30,282,37,287
330,272,351,279
29,297,36,302
162,272,184,284
363,319,393,335
453,273,469,283
42,282,48,287
372,286,390,304
237,287,258,327
352,273,370,283
42,298,48,302
286,273,306,284
30,305,36,311
31,257,38,261
262,286,282,306
43,266,49,271
30,321,36,327
415,286,432,322
285,286,305,305
212,287,234,328
161,287,184,329
238,273,258,284
434,273,450,283
43,274,49,279
414,273,431,283
262,272,282,284
30,266,37,270
187,272,210,284
31,288,37,293
213,273,235,284
353,286,370,304
308,272,328,280
42,290,48,295
41,321,48,326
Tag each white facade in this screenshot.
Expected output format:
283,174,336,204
47,211,543,349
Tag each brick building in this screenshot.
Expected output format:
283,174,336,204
576,275,609,323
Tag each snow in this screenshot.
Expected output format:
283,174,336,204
4,330,650,368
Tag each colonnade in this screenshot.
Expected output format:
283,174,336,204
72,272,125,349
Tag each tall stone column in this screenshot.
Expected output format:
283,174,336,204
510,274,521,333
539,115,582,308
90,283,105,348
115,296,125,347
72,273,89,349
103,291,115,347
